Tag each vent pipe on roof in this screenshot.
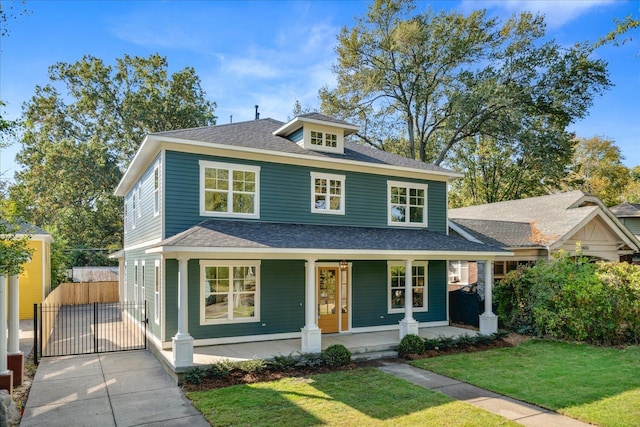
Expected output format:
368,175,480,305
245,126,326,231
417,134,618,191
255,105,260,120
230,115,233,124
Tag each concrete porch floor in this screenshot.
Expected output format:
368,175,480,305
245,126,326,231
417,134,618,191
158,326,478,369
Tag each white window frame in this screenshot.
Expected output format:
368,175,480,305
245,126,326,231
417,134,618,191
387,181,428,227
310,172,346,215
449,260,469,285
131,193,137,229
310,130,337,148
153,162,160,217
124,261,128,302
199,160,261,218
200,260,261,325
133,261,139,307
154,260,161,325
141,261,146,314
124,200,128,234
137,185,142,218
387,261,428,314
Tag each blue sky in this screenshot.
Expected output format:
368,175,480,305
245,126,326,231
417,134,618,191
1,0,638,179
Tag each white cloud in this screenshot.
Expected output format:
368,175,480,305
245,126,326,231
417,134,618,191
460,0,617,28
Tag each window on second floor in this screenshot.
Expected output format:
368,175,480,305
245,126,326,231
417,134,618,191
311,172,345,215
153,163,160,217
131,192,137,229
200,160,260,218
310,130,337,148
387,181,428,227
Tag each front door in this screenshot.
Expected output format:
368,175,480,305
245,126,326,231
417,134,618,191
317,266,348,333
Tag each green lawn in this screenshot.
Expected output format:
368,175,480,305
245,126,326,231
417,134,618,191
411,340,640,427
187,368,518,426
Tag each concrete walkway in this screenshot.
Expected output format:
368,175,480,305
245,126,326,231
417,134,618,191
378,361,591,427
21,351,209,427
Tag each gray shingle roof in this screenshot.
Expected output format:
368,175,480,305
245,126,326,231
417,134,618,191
296,112,355,127
452,219,535,248
0,220,49,236
610,202,640,217
152,118,456,175
449,191,599,248
154,219,506,254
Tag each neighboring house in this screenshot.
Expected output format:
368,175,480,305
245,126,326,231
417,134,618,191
609,202,640,264
113,113,506,370
448,191,640,285
70,266,119,282
16,223,53,319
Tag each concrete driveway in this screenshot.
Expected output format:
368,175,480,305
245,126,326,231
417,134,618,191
21,350,209,427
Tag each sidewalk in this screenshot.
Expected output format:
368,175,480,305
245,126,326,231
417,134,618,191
20,350,209,427
378,361,591,427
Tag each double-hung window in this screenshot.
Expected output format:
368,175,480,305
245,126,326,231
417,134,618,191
141,261,146,314
154,260,161,324
311,172,345,214
133,261,139,307
200,261,260,324
200,160,260,218
131,193,137,229
387,181,428,226
388,261,428,313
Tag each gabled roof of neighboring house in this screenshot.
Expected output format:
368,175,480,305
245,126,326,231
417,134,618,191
610,202,640,218
1,220,52,242
449,191,640,251
116,115,462,196
146,219,508,258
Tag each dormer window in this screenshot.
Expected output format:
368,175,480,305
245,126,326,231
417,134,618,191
273,113,359,156
311,131,337,148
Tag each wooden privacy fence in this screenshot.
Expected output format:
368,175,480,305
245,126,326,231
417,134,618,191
44,281,119,305
39,281,120,357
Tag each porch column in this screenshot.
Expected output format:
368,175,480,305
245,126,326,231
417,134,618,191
0,275,13,393
172,256,194,368
479,260,498,335
8,275,23,386
301,259,321,353
399,259,418,339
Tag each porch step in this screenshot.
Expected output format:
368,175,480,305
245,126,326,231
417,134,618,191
351,350,398,361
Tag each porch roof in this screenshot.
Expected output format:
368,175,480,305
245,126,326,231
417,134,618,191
146,219,508,259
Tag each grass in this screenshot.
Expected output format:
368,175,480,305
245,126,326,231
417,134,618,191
187,367,518,426
411,339,640,426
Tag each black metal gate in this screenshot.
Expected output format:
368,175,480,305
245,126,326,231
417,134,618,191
34,301,146,362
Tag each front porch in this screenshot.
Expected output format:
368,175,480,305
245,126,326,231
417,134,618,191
156,325,478,370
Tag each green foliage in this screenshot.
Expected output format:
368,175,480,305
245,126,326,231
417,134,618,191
9,53,216,252
398,334,425,358
294,352,324,368
495,251,640,345
321,344,352,367
0,217,34,276
267,354,298,371
182,367,206,385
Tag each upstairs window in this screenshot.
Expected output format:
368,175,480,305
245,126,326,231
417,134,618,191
124,200,128,234
153,163,160,217
137,185,142,218
200,160,260,218
311,172,345,215
131,192,137,229
387,181,428,227
310,130,337,148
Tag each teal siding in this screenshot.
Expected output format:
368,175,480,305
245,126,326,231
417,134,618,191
164,150,448,236
164,260,306,340
351,260,447,328
122,249,162,341
124,153,162,247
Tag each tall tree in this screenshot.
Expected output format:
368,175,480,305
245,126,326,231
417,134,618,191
10,54,216,250
563,136,630,206
320,0,611,175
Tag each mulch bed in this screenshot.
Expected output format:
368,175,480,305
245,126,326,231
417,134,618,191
182,335,523,392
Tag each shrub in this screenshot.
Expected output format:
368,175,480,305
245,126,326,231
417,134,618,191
321,344,352,367
455,334,475,348
295,352,324,368
398,334,425,358
268,354,298,371
182,367,206,385
436,335,456,350
424,338,440,351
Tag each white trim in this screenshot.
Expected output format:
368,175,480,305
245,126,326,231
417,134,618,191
133,261,139,308
137,185,142,218
199,160,261,219
350,320,449,334
124,238,163,251
153,161,160,217
387,260,428,314
171,332,302,349
273,115,359,137
310,172,346,215
148,246,510,259
161,150,166,240
154,260,161,325
141,261,146,314
387,180,428,227
199,260,261,325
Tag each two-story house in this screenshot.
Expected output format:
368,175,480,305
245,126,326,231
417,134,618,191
114,113,506,370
